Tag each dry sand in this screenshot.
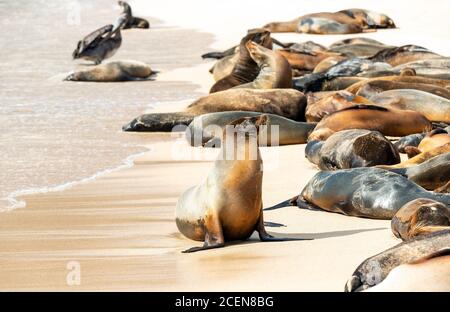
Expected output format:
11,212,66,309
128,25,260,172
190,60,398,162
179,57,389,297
1,0,449,291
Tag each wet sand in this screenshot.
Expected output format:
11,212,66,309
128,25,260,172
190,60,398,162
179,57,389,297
1,0,449,291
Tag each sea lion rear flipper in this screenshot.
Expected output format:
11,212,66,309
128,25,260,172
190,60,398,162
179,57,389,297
263,195,298,211
182,213,225,253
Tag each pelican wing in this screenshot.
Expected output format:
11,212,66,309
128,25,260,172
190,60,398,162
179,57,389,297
79,24,113,52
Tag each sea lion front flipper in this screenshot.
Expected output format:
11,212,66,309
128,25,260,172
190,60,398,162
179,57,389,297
182,213,225,253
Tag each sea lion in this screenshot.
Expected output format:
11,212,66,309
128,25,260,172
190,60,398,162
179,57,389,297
176,115,306,252
394,133,426,153
366,248,450,292
64,60,155,82
384,153,450,190
313,56,348,73
369,89,450,123
344,230,450,292
329,37,387,48
368,45,440,66
403,130,450,158
297,17,363,35
276,49,339,72
308,105,432,141
123,88,307,132
393,57,450,79
305,91,371,122
210,29,273,93
210,48,240,81
72,13,129,65
378,143,450,169
118,1,150,29
263,12,363,33
435,181,450,193
391,199,450,241
338,9,396,29
266,167,450,219
232,41,292,90
327,44,393,58
186,111,316,147
305,129,400,170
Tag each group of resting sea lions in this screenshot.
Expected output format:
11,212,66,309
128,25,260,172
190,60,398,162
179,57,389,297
70,6,448,291
65,1,156,82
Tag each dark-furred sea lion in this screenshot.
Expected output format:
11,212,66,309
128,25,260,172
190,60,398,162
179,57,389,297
176,115,306,252
308,105,432,141
123,88,306,132
391,199,450,241
344,231,450,291
305,129,400,170
118,1,150,29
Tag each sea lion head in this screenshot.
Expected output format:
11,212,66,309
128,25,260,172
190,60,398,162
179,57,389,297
245,41,270,66
63,71,79,81
245,28,273,49
72,41,82,59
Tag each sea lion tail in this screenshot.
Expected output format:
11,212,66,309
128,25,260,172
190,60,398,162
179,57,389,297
122,112,194,132
263,196,298,211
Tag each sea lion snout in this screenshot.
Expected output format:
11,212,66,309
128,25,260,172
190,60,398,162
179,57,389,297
344,275,362,292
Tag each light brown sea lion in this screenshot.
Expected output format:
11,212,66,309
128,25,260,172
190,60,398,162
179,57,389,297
305,91,371,122
366,248,450,292
369,90,450,123
313,55,348,73
305,129,400,170
186,111,316,147
377,143,450,169
266,168,450,219
384,153,450,191
344,231,450,292
64,60,155,82
346,75,450,94
210,29,273,93
276,49,339,72
308,105,432,141
391,199,450,241
232,41,292,90
263,12,363,33
176,115,306,252
404,130,450,158
369,45,441,66
338,9,396,29
356,80,450,100
122,88,307,132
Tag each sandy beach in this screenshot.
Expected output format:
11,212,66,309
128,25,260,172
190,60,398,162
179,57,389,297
0,0,449,291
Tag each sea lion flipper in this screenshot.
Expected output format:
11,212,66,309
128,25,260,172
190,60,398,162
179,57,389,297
404,146,422,158
182,212,225,253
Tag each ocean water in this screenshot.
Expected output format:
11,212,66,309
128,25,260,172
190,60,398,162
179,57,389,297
0,0,213,210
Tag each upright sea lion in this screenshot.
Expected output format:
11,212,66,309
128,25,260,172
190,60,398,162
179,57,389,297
403,130,450,158
338,9,396,29
176,115,306,252
263,12,363,33
305,91,371,122
356,80,450,100
308,105,432,141
266,167,450,219
369,45,440,66
369,90,450,123
305,129,400,170
186,111,316,147
64,60,155,82
378,143,450,169
210,29,273,93
384,153,450,190
344,231,450,291
118,1,150,29
72,14,129,65
391,199,450,241
233,41,292,90
366,248,450,292
123,88,307,132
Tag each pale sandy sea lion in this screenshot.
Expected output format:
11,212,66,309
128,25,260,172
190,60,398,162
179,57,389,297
176,115,306,252
308,105,432,141
391,199,450,241
338,9,396,29
369,90,450,123
123,88,306,132
345,231,450,291
369,45,441,66
297,17,363,35
64,60,155,82
186,111,316,147
305,129,400,170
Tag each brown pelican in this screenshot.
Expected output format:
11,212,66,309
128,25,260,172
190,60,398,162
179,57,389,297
72,14,129,65
118,1,150,29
